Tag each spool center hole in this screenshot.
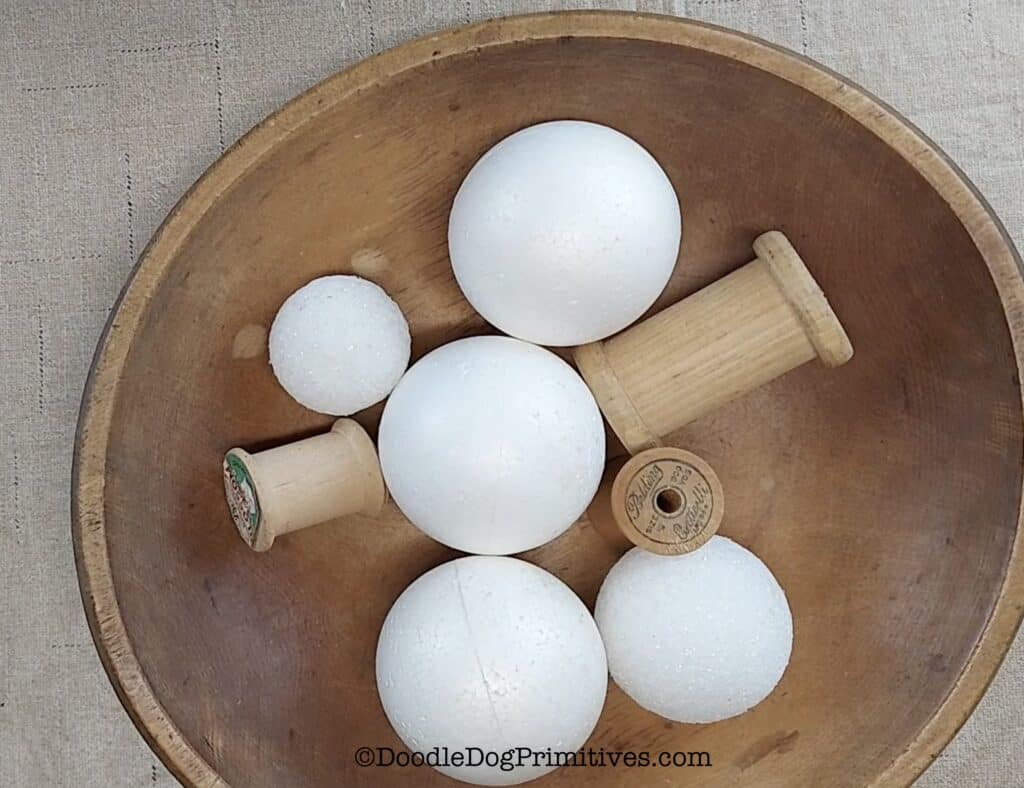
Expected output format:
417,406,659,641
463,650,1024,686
655,488,683,516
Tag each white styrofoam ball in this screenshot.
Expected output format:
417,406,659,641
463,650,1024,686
377,556,608,786
268,275,410,415
595,537,792,723
378,335,605,555
448,120,681,346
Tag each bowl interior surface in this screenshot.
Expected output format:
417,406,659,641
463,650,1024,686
80,17,1022,788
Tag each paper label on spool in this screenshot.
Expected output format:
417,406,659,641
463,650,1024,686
616,449,722,555
223,453,261,546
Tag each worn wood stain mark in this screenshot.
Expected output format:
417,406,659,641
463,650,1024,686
232,324,267,359
927,652,950,672
735,729,800,770
350,247,389,279
202,577,219,612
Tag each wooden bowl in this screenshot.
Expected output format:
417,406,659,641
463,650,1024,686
73,12,1024,788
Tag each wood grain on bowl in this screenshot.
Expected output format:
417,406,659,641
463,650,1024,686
72,11,1024,788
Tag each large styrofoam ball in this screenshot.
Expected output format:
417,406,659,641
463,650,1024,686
448,120,681,346
595,537,792,723
269,275,410,415
377,556,608,786
378,336,605,554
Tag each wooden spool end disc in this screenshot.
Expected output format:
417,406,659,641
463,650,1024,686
753,230,854,368
223,418,386,552
591,447,724,556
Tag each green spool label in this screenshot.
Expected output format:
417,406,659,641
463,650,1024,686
223,453,260,546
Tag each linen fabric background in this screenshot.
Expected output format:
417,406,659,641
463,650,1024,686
1,0,1022,785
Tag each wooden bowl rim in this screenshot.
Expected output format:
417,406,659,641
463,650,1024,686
71,11,1024,787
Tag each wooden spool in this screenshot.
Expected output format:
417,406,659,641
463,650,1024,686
223,419,386,551
588,447,724,555
575,231,853,454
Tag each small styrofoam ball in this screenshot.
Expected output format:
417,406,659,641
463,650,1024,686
378,335,605,555
268,275,410,415
595,537,792,723
377,556,608,786
448,120,681,346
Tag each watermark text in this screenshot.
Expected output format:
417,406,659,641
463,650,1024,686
354,745,712,771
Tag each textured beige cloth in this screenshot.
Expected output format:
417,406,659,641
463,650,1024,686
1,1,1022,785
